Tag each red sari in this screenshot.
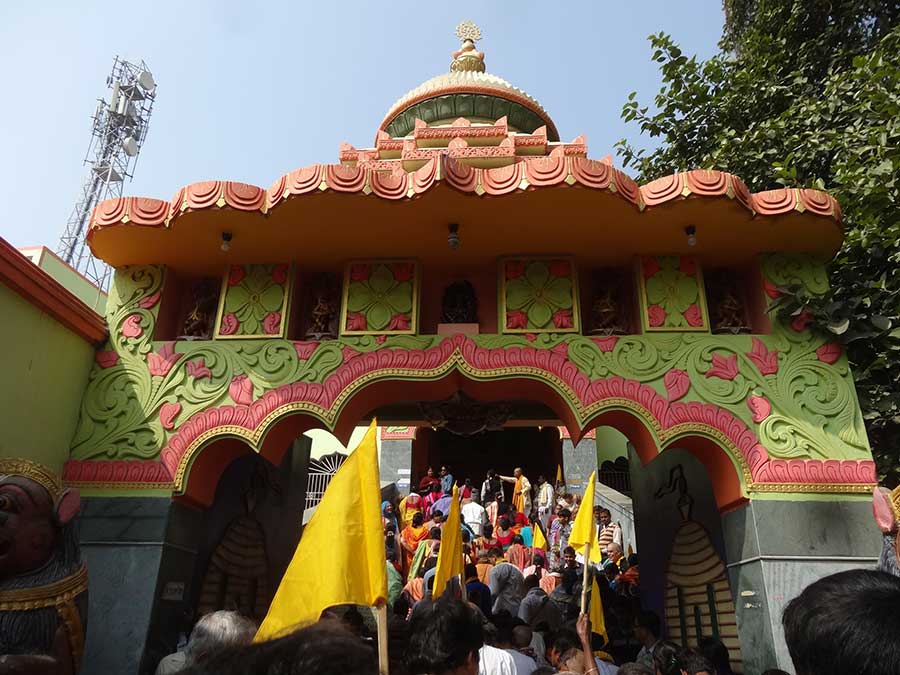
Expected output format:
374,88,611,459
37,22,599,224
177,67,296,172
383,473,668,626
400,524,429,576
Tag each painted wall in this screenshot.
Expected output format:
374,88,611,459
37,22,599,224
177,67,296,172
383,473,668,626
0,283,94,473
18,246,107,313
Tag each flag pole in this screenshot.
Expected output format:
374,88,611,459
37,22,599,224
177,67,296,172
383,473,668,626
580,542,591,613
375,600,390,675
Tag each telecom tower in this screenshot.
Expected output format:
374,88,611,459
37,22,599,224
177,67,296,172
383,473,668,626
57,56,156,289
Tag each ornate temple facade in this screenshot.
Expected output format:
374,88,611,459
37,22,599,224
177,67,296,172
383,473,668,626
24,22,879,673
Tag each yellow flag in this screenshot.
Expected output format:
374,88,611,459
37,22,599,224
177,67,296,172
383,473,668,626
556,464,563,485
255,420,386,641
433,483,462,597
532,522,548,551
590,576,609,643
567,471,596,552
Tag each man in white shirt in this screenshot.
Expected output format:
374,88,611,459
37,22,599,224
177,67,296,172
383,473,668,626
535,474,554,530
461,495,487,537
479,644,516,675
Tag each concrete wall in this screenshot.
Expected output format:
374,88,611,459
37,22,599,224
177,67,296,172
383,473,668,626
0,283,94,473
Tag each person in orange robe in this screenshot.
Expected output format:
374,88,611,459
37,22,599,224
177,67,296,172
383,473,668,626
399,511,429,578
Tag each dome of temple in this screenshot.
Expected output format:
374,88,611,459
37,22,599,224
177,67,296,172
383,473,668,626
379,21,560,142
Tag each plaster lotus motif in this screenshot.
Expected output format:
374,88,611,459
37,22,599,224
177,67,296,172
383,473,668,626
683,304,704,327
186,358,212,380
505,261,573,329
346,264,413,332
552,309,574,329
293,342,318,360
388,314,411,331
647,305,666,327
746,338,779,375
138,291,161,309
219,313,239,336
505,261,526,280
591,336,618,352
148,342,182,377
224,266,286,335
392,262,415,282
506,310,528,330
644,256,700,329
664,369,690,401
791,309,813,332
271,264,288,285
747,395,772,423
262,311,282,335
159,402,182,430
229,374,253,405
122,315,143,338
345,312,368,331
350,264,371,282
95,350,119,368
706,353,739,381
816,342,842,364
228,265,245,287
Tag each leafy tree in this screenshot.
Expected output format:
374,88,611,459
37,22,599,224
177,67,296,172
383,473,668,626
617,1,900,482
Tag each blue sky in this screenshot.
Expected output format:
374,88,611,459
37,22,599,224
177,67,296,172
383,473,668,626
0,1,723,249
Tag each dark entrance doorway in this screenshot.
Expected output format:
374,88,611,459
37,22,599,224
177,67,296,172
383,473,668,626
410,426,562,501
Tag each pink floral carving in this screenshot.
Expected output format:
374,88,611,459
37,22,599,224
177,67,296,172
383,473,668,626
679,257,697,277
228,265,245,287
271,264,289,284
552,309,574,329
229,374,253,405
506,261,525,280
746,338,779,375
592,336,619,352
262,311,282,335
763,279,782,299
507,310,528,329
376,334,387,344
122,315,143,338
647,304,666,327
147,342,182,377
664,369,690,401
350,264,371,282
341,346,360,363
392,262,415,282
524,333,537,342
551,342,569,358
388,314,411,331
159,402,182,430
186,358,212,380
642,256,661,279
549,260,571,278
293,342,318,360
95,350,119,368
138,291,161,309
219,312,239,336
346,312,367,331
816,342,842,364
683,304,704,327
747,395,772,423
791,310,813,332
706,353,739,380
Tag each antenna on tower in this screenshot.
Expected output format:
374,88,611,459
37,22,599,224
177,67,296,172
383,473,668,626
57,56,156,289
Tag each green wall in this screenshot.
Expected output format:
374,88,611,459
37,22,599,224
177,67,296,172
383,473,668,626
596,425,629,465
38,252,107,313
0,284,94,474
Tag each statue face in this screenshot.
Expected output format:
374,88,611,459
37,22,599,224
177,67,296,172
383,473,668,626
0,477,56,579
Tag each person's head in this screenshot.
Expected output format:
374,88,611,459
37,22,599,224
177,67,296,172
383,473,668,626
440,466,449,477
548,630,579,667
432,510,444,524
532,550,546,568
431,483,442,494
465,478,472,487
499,517,511,530
608,542,623,560
412,512,425,528
676,648,715,675
511,624,533,649
596,507,611,526
427,467,435,477
483,523,494,539
488,547,503,564
511,534,524,546
537,474,546,485
557,508,571,524
429,527,442,540
558,648,584,673
405,597,483,675
782,569,900,675
513,467,523,478
385,522,396,537
382,501,394,515
559,568,578,594
184,611,257,665
487,469,495,479
562,546,576,567
697,637,733,675
524,573,541,591
179,619,375,675
495,492,505,504
633,610,661,646
465,563,478,581
603,561,619,582
461,529,471,544
617,664,655,675
652,641,681,675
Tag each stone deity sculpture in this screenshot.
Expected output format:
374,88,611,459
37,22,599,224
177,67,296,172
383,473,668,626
0,459,87,674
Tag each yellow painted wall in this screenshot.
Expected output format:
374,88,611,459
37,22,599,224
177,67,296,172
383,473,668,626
0,284,94,474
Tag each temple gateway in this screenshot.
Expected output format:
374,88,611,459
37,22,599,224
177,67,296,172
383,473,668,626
3,22,880,674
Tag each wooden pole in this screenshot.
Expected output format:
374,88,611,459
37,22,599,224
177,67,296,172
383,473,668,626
580,542,591,613
459,572,468,602
375,601,389,675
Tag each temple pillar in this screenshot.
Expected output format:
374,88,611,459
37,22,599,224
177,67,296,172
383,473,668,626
562,433,598,496
723,499,880,673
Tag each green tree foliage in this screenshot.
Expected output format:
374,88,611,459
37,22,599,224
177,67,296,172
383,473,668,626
617,1,900,481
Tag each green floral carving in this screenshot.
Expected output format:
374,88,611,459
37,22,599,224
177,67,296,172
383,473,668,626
505,260,574,330
346,263,413,332
220,265,287,336
761,254,830,295
642,256,703,329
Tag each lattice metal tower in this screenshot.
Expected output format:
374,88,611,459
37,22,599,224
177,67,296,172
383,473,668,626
57,56,157,289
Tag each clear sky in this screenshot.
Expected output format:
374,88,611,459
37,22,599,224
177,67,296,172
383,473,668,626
0,1,724,249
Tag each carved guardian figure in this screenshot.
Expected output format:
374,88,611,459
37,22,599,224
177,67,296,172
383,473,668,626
0,459,87,673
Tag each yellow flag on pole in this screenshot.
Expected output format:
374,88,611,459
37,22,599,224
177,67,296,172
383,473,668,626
532,522,548,551
255,420,387,641
556,463,563,485
433,483,463,597
590,576,609,643
567,471,596,551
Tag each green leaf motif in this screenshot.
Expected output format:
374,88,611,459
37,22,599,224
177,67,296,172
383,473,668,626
505,260,574,329
346,263,415,332
644,257,699,328
223,265,286,335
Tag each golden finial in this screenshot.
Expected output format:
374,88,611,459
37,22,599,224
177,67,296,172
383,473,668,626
451,20,486,73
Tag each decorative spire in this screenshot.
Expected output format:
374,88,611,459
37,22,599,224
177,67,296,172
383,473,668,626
451,20,486,73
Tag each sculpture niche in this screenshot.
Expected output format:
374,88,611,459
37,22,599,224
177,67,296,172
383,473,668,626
305,274,339,340
0,459,87,674
440,281,478,325
180,278,220,340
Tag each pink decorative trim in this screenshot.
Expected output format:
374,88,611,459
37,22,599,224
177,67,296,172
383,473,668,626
262,311,282,335
747,395,771,423
746,338,779,376
706,353,739,381
294,341,318,360
121,315,143,338
160,402,182,430
229,374,253,406
683,304,704,327
506,310,528,330
791,310,813,332
95,350,119,368
664,369,690,401
186,358,212,380
138,291,161,309
219,313,239,336
147,342,182,377
647,305,666,327
816,342,842,364
591,336,618,352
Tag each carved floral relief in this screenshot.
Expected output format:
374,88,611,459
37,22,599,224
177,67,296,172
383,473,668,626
500,257,580,333
340,260,418,335
215,264,292,339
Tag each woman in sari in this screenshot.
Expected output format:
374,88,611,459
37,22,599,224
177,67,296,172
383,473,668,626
477,523,499,555
382,501,399,531
398,492,423,529
495,517,515,550
504,534,532,571
400,511,429,577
